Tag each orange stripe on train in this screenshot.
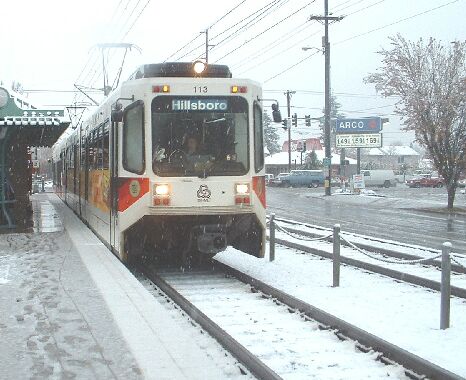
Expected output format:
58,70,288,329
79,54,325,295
118,178,149,212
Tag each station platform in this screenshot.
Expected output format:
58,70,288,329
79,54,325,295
0,193,246,380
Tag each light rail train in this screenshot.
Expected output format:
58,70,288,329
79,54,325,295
52,62,281,264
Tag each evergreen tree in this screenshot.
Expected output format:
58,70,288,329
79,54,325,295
304,150,323,169
318,95,344,148
263,112,281,154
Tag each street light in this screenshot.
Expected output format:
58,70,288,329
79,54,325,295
302,46,323,54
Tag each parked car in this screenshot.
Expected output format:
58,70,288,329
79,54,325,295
406,174,444,188
269,172,290,187
361,170,396,188
281,170,325,188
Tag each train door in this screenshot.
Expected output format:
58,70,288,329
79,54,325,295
109,119,119,252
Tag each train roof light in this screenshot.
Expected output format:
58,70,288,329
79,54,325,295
152,85,170,93
231,85,247,93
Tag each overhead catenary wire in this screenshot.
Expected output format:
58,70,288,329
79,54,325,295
214,1,316,63
163,0,249,62
175,0,284,62
233,0,373,75
207,0,290,56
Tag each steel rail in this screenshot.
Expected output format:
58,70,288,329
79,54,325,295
215,261,463,380
271,216,466,275
137,265,283,380
273,236,466,299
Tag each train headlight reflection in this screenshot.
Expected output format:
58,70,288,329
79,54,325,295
154,184,170,196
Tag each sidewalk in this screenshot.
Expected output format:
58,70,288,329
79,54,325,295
0,194,249,380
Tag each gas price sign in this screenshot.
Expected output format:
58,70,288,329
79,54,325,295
336,133,382,148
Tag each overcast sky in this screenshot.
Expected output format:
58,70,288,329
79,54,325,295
1,0,465,145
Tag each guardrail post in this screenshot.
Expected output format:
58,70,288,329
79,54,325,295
440,242,452,329
333,224,340,287
269,213,275,262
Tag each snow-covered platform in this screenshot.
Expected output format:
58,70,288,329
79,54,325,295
0,193,246,380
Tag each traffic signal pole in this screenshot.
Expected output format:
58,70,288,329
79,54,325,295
285,90,295,173
310,0,343,196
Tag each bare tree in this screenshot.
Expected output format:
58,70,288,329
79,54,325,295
365,35,466,209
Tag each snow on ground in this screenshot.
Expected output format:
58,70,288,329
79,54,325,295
0,231,142,380
162,273,408,380
298,188,446,208
215,244,466,378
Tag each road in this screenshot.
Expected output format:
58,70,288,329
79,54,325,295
266,185,466,253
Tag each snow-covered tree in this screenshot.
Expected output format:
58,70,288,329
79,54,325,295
304,150,322,169
263,111,281,155
318,95,344,148
365,35,466,209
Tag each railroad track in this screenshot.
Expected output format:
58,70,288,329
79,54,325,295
269,216,466,299
133,261,462,380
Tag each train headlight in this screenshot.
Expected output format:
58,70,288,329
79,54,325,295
154,184,170,196
193,60,207,74
235,183,249,195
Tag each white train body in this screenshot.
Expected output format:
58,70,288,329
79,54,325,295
52,63,267,263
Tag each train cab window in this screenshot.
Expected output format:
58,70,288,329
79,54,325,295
151,96,249,177
123,101,145,174
253,102,264,172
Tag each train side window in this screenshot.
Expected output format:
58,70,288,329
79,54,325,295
123,100,145,174
103,122,109,169
253,102,264,172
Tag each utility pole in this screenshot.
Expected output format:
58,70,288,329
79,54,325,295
205,29,209,63
285,90,296,173
201,29,215,63
310,0,343,196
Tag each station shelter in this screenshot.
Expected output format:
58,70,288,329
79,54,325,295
0,86,69,230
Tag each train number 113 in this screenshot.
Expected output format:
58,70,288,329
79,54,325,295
194,86,208,93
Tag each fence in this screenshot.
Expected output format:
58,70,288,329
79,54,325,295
268,214,466,330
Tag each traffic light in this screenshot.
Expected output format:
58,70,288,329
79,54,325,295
302,142,307,152
282,119,288,130
271,102,282,123
292,113,297,127
305,115,311,126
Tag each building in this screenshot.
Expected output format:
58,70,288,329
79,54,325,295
362,145,420,170
265,149,357,177
281,138,322,153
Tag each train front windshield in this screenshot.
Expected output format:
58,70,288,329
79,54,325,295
151,96,249,177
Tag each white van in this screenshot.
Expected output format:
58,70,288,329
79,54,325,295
361,170,396,188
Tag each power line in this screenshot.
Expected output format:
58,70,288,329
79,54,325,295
264,51,320,83
215,1,315,63
175,0,283,62
122,0,151,40
236,27,320,75
261,0,459,84
234,0,367,74
165,0,252,62
208,0,289,56
334,0,459,45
